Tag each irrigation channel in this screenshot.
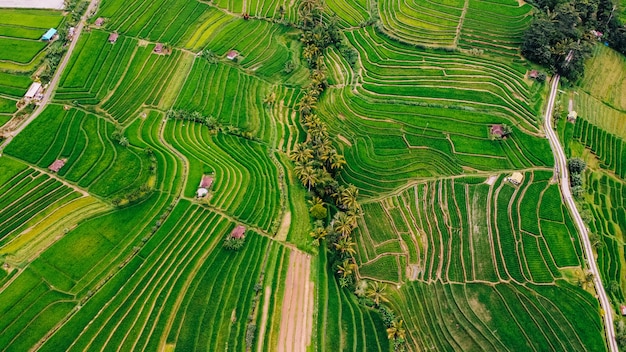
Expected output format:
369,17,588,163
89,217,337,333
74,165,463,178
544,74,618,352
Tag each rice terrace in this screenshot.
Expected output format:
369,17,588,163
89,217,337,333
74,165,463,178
1,0,626,350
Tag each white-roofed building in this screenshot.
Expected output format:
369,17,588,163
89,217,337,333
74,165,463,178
24,82,42,99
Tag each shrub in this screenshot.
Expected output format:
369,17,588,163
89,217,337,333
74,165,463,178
223,236,245,251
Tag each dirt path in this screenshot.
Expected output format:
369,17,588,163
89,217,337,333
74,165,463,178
274,211,291,241
277,251,313,352
256,286,272,352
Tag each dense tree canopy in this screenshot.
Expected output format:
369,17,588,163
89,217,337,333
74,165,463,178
522,0,626,80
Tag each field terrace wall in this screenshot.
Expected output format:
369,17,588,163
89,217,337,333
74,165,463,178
583,173,626,308
355,172,605,350
54,31,190,123
173,59,302,144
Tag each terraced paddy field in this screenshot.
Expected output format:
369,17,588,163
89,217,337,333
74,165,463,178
0,0,616,350
355,173,605,349
319,27,551,196
378,0,533,56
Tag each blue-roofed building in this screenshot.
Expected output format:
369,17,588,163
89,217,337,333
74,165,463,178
41,28,57,41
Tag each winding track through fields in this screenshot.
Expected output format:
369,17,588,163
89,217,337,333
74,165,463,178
0,0,99,151
544,74,618,352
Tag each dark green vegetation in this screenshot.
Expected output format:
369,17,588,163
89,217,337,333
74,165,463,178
522,0,626,80
0,0,614,350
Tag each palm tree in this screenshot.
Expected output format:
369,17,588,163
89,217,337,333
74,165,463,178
298,165,318,191
309,226,328,246
337,258,356,278
333,212,354,237
354,280,368,297
386,319,406,341
119,136,129,147
367,281,389,306
303,43,320,63
290,143,313,164
334,236,356,257
329,152,346,170
340,185,360,211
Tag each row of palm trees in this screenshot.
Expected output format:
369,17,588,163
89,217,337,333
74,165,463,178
294,5,407,350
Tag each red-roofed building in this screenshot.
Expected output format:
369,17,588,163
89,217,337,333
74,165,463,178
226,50,238,60
95,17,104,27
490,124,504,138
621,305,626,316
154,43,163,53
108,32,119,43
48,159,66,173
231,225,246,239
200,175,213,189
529,70,539,79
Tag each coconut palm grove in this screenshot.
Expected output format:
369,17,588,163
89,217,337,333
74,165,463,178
1,0,626,350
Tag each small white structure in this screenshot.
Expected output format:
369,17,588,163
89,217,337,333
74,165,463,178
196,188,209,198
567,110,578,122
196,175,214,198
507,172,524,186
24,82,42,100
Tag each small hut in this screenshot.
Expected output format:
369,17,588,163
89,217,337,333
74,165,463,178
95,17,105,27
48,159,67,173
507,172,524,186
567,111,578,122
108,32,119,43
528,70,539,79
154,43,163,54
24,82,42,100
490,124,504,138
621,305,626,316
196,175,214,198
41,28,57,41
226,50,238,60
230,225,246,239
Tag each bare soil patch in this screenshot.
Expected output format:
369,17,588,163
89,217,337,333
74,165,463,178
337,134,352,147
274,211,291,241
277,251,314,352
485,175,498,186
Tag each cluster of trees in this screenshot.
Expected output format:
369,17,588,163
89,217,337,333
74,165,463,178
166,109,255,140
523,0,626,80
522,1,597,80
222,235,245,251
41,1,88,81
298,0,358,67
568,157,587,197
355,280,407,350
